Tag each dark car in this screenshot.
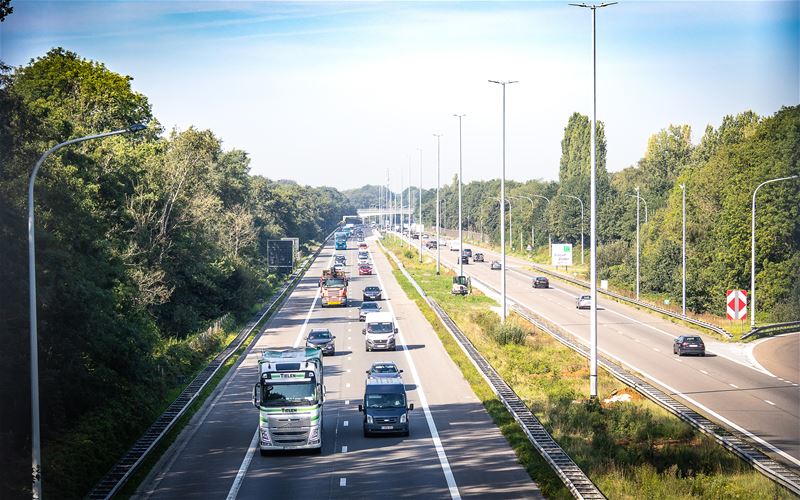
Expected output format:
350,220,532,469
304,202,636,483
490,260,501,270
358,376,414,437
305,329,336,356
427,240,438,249
532,276,549,288
473,252,484,262
463,248,473,258
359,301,381,321
457,255,469,264
363,286,382,301
673,335,705,356
365,361,403,378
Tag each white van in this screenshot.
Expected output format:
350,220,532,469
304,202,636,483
449,240,460,251
362,311,398,351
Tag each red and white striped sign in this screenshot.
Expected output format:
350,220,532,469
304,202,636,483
726,290,747,321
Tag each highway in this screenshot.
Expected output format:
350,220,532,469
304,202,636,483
135,233,541,499
404,233,800,469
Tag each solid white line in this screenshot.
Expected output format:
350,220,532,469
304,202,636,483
226,245,334,499
700,370,709,375
340,478,347,487
346,383,350,388
765,400,776,406
730,384,739,389
370,241,461,499
653,347,660,352
225,429,259,500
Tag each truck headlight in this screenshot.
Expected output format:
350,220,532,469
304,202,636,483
400,413,407,423
260,428,271,444
308,425,320,443
366,415,373,424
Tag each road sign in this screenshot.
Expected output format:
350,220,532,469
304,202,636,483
726,289,747,321
268,239,295,271
552,244,573,266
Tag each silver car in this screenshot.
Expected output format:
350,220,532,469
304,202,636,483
576,295,592,309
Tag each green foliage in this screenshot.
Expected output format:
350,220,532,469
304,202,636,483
0,49,354,497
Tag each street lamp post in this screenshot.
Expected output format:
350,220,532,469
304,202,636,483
627,189,647,300
434,134,442,274
418,147,424,262
750,175,798,328
512,196,535,251
454,114,466,277
488,81,517,322
571,0,615,399
28,123,147,499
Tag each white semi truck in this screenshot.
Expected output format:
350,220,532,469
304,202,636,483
252,347,325,454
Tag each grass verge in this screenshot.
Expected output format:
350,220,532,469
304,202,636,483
381,234,791,500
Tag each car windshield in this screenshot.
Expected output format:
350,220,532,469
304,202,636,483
365,287,380,292
367,322,394,333
361,303,379,311
308,331,331,340
365,392,406,409
580,296,591,300
371,364,398,373
262,382,317,407
536,277,546,281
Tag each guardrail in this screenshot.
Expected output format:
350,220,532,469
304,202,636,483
511,304,800,496
87,232,334,499
379,240,606,500
431,231,734,338
741,321,800,340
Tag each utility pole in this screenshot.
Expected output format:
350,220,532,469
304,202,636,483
434,134,442,274
636,186,640,300
680,183,686,315
418,147,423,262
454,113,466,277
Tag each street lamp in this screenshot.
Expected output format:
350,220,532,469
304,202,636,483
751,175,798,328
489,80,517,322
571,0,615,399
28,123,147,499
454,113,466,277
511,196,535,251
434,134,443,274
627,188,647,300
418,147,424,263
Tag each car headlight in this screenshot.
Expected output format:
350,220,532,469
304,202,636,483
400,413,407,423
327,341,334,347
366,415,373,424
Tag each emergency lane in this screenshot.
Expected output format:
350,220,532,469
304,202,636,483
136,231,540,499
409,233,800,468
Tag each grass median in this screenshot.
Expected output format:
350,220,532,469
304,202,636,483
380,234,791,500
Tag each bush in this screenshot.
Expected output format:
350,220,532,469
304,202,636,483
493,323,528,345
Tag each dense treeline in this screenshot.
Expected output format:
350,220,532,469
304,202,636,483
0,48,353,497
348,109,799,322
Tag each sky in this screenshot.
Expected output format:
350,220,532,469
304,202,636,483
1,1,798,191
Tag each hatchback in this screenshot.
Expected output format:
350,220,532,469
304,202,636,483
532,277,549,289
576,295,591,309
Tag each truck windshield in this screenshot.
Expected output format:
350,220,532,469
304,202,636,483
262,382,317,407
324,278,345,287
367,322,394,333
366,393,406,409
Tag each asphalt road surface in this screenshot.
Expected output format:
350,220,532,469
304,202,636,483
135,233,541,499
753,333,800,384
406,232,800,469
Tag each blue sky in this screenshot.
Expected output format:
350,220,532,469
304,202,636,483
1,1,798,190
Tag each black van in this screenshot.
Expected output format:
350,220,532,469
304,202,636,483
358,376,414,437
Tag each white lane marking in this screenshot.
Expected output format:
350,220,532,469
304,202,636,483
347,369,351,373
347,356,352,361
346,383,350,388
700,370,709,375
345,400,350,405
786,380,793,384
348,336,352,340
730,384,739,389
342,445,348,453
340,478,347,487
673,358,682,363
226,429,259,500
343,420,349,427
347,346,352,350
370,245,462,500
227,246,335,498
765,400,776,406
475,279,800,468
653,347,660,352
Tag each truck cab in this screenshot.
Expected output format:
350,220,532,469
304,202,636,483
358,376,414,437
451,275,471,295
252,348,325,454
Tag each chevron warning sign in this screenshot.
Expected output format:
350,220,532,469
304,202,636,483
726,289,747,321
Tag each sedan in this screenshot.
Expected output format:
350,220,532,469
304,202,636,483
673,335,705,356
363,286,382,301
532,276,549,289
458,255,469,264
576,295,591,309
305,329,336,356
359,264,373,275
366,361,404,378
473,253,485,262
359,301,382,321
490,260,501,270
